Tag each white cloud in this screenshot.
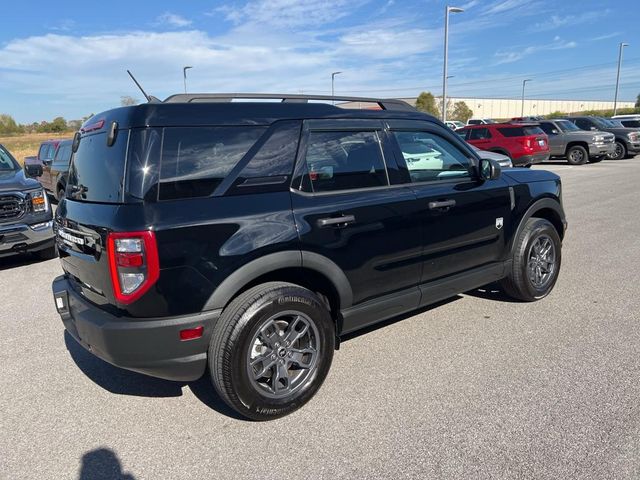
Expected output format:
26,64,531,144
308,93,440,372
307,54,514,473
216,0,365,28
494,37,577,65
529,10,606,32
155,12,192,28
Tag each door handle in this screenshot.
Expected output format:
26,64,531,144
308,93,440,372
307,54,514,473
317,215,356,228
428,199,456,210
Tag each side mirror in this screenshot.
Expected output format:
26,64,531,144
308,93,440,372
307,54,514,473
479,158,501,181
24,163,43,178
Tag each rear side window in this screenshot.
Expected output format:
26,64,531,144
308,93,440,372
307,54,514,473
159,126,266,200
39,144,54,161
54,144,72,164
67,131,128,203
303,131,388,192
622,120,640,128
498,126,544,137
468,128,492,140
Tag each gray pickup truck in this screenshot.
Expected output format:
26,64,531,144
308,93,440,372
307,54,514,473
538,119,615,165
0,144,55,259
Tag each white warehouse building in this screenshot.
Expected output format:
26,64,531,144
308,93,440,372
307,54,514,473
398,97,635,119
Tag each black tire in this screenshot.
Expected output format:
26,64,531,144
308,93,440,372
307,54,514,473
36,244,57,260
499,218,561,302
566,145,588,165
588,156,604,163
209,282,335,420
57,187,65,201
608,141,627,160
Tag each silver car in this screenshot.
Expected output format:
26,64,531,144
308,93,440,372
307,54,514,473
470,145,512,168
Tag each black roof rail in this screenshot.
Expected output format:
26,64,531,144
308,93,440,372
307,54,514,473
162,93,416,112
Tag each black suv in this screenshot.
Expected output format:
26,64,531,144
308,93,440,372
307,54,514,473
52,94,566,420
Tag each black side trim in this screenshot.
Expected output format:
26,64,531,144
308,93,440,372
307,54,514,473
511,198,566,252
340,261,506,335
203,250,354,311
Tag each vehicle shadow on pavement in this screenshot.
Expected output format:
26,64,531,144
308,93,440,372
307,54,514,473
0,253,51,271
464,282,521,303
79,448,135,480
64,332,246,420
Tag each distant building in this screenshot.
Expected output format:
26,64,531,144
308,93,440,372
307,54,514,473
340,96,635,119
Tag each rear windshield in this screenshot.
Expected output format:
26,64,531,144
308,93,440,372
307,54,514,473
67,131,128,203
497,126,544,137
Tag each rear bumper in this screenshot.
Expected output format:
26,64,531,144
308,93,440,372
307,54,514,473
589,143,615,157
52,275,220,382
514,153,549,166
0,220,54,257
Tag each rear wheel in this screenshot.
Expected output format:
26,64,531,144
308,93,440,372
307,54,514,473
500,218,561,302
566,145,588,165
607,141,627,160
209,282,335,420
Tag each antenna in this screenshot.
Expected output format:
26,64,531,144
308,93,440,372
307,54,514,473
127,70,152,103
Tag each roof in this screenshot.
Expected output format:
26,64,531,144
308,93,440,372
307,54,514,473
82,93,431,130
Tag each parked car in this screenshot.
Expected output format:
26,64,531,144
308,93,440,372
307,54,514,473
511,116,544,122
24,138,65,170
611,116,640,129
458,123,550,167
37,140,73,200
470,145,512,168
445,120,464,129
467,118,497,125
52,93,566,420
0,144,55,259
538,119,615,165
563,116,640,160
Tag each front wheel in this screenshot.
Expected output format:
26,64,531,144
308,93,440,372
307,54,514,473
209,282,335,420
607,141,627,160
566,145,588,165
500,218,561,302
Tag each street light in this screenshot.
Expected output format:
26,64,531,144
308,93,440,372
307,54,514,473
613,42,629,116
442,5,464,123
521,79,532,117
331,71,342,102
183,66,193,94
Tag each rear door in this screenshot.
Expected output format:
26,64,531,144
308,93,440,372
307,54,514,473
38,143,55,191
290,119,422,307
466,127,493,151
386,120,512,284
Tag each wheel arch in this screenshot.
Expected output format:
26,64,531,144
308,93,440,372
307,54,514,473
510,198,566,253
565,141,588,154
203,251,353,317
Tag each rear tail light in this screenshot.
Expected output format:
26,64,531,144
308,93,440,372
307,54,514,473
107,231,159,304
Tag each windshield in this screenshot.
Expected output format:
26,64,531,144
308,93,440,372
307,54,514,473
592,118,614,129
608,119,624,127
0,145,19,171
556,120,580,132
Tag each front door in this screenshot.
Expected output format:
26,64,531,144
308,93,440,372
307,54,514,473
386,120,512,284
290,120,423,307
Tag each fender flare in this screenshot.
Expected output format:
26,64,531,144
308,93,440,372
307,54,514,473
203,250,353,311
510,197,566,253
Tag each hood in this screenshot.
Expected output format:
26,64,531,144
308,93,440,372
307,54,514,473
600,127,638,135
502,168,560,184
0,169,41,193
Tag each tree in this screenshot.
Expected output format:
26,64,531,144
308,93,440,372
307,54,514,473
49,117,68,132
449,101,473,123
0,114,21,134
635,93,640,108
415,92,440,117
120,96,138,106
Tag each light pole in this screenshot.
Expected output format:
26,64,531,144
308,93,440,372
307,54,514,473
613,42,629,116
442,5,464,123
521,79,531,117
331,71,342,102
183,66,193,94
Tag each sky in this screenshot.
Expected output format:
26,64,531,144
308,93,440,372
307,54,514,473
1,0,639,123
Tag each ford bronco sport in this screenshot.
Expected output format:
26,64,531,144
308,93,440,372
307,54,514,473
52,94,566,420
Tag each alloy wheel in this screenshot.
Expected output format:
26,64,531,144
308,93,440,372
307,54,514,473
527,234,556,290
247,311,320,399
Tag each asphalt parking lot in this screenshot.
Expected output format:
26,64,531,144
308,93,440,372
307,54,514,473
1,158,639,480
